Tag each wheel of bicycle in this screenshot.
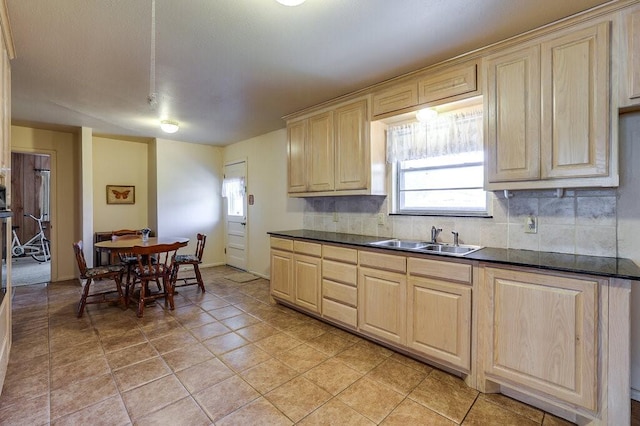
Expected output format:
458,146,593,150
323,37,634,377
31,239,51,262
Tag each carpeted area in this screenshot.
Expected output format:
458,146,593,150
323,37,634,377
2,256,51,287
225,272,259,283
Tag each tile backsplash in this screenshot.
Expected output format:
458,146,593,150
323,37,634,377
302,189,618,257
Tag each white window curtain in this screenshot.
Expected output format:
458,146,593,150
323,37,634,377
221,177,245,198
36,169,50,221
386,108,483,163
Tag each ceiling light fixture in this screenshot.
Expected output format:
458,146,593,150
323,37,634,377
276,0,306,6
160,120,179,134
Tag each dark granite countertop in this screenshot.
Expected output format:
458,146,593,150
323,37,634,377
268,229,640,281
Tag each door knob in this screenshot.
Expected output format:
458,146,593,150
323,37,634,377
240,222,246,226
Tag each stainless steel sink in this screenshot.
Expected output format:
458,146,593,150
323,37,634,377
368,239,482,256
369,239,430,250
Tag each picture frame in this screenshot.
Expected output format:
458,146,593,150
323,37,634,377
106,185,135,205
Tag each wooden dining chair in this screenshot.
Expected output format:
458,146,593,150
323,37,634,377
111,230,142,285
171,233,206,292
127,241,182,318
73,240,126,318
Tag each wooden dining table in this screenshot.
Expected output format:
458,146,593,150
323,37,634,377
94,236,189,253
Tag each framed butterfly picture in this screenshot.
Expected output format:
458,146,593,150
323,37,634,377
106,185,135,204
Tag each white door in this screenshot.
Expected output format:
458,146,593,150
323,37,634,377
223,161,248,270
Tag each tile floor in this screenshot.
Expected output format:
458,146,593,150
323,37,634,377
0,265,585,424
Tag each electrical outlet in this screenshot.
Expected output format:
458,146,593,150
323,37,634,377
333,212,339,222
377,213,385,226
525,215,537,234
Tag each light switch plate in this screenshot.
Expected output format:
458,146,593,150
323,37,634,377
525,215,537,234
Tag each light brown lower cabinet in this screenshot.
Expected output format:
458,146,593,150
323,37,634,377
358,266,407,345
480,267,599,412
407,276,471,371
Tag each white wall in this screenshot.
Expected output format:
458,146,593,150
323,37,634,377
154,138,225,267
92,136,149,232
223,129,305,277
617,111,640,397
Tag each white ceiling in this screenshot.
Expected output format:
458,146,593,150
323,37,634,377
6,0,610,146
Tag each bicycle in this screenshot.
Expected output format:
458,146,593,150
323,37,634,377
11,214,51,262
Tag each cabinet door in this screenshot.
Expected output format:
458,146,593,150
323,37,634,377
270,249,293,302
483,267,599,411
541,22,610,179
358,267,406,345
294,253,321,313
485,45,541,182
287,119,307,193
407,277,471,370
627,9,640,102
372,82,418,117
307,112,334,192
334,99,368,191
418,61,478,104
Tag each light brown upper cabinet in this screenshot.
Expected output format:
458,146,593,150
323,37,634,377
371,59,479,118
620,5,640,109
286,97,386,197
485,20,616,190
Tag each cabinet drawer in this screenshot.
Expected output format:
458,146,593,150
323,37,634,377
323,244,357,264
372,82,418,116
323,279,357,306
408,257,472,284
294,240,322,257
359,250,406,273
322,298,357,327
418,61,478,104
322,259,357,285
271,237,293,251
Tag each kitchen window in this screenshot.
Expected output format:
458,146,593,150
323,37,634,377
387,100,488,216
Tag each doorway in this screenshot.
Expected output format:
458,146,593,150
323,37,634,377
223,160,248,271
6,152,51,286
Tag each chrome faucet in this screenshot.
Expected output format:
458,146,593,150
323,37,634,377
430,226,442,243
451,231,459,246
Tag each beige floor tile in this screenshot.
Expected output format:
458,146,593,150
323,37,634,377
463,396,539,425
193,375,260,422
236,322,280,342
266,376,332,423
198,297,231,311
408,374,478,423
135,396,212,426
105,341,159,370
175,358,233,395
305,331,354,356
161,342,215,372
241,358,299,394
150,329,199,354
0,393,50,426
219,343,271,372
113,356,172,392
176,311,217,329
138,317,184,340
100,328,148,353
121,374,189,421
220,313,262,330
388,352,434,374
203,331,250,355
0,368,49,405
366,358,428,395
189,321,231,341
283,323,327,341
217,397,293,426
303,358,364,395
337,377,404,423
209,305,245,320
50,373,119,420
275,344,329,373
254,332,303,355
334,343,389,374
50,354,111,390
50,340,104,369
480,392,544,423
298,399,375,425
5,352,49,382
381,398,455,425
51,395,130,426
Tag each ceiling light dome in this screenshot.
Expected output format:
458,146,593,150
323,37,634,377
276,0,306,6
160,119,179,133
